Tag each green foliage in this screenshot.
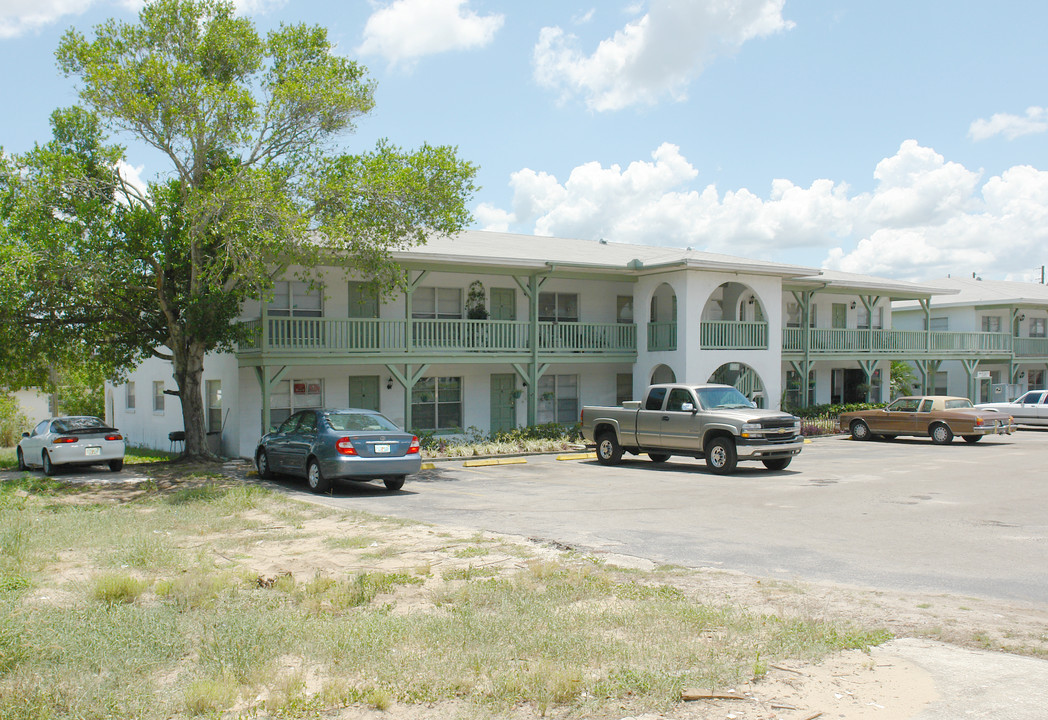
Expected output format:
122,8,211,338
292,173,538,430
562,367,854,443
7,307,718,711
790,401,886,419
890,360,920,398
0,393,30,447
92,573,151,606
2,0,478,458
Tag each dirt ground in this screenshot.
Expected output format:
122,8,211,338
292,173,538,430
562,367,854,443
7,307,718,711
23,462,1048,719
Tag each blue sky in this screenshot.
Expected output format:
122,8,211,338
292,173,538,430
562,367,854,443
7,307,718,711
3,0,1048,282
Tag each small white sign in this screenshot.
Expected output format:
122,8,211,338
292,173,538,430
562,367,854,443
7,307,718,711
976,371,991,379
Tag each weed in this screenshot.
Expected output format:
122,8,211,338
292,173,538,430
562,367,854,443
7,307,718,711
91,572,150,605
184,675,240,716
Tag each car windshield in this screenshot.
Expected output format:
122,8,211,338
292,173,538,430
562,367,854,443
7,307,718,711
325,412,400,432
944,399,974,409
52,417,108,433
695,387,753,410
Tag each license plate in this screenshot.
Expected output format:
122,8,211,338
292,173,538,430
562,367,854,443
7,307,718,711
85,446,101,456
374,444,391,454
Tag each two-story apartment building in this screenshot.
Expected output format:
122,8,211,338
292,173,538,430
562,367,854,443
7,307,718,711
892,277,1048,402
107,230,962,458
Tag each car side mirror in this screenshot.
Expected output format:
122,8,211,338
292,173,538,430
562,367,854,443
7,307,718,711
680,402,696,413
22,431,30,438
749,401,757,408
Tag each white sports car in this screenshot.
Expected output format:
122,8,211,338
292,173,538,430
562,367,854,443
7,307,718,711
17,416,126,475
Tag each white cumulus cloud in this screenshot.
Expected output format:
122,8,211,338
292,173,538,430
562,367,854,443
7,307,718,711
479,140,1048,282
0,0,283,38
357,0,503,67
532,0,794,111
969,106,1048,141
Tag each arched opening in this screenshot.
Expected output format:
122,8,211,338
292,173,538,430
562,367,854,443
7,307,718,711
648,283,677,351
700,282,768,349
701,282,765,322
650,364,676,384
708,362,766,408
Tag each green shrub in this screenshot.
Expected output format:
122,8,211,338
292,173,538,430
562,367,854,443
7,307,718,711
0,393,31,448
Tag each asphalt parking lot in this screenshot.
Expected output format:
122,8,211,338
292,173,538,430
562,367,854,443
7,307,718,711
283,429,1048,605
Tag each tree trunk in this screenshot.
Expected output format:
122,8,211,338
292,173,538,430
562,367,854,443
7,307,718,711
172,338,220,462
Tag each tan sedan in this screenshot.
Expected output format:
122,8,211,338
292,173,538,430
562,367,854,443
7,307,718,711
839,396,1016,444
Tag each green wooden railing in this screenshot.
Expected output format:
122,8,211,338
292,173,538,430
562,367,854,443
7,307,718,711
647,322,677,351
781,328,1016,356
240,317,636,356
700,321,768,350
1014,337,1048,358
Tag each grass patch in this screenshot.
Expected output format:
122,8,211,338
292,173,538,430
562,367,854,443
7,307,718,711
0,468,896,719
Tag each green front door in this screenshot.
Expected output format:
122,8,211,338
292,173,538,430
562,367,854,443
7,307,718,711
832,303,847,329
490,373,516,434
490,288,516,320
348,375,380,411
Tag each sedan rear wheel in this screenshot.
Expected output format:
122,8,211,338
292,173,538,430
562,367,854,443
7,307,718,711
962,435,983,444
42,451,55,477
849,420,872,441
307,459,332,494
109,459,123,472
930,423,954,445
383,476,405,492
16,448,27,472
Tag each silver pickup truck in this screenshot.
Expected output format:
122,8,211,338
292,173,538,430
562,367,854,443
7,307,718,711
580,383,803,474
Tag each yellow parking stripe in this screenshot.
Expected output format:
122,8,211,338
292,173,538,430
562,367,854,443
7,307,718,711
462,457,528,467
556,452,596,461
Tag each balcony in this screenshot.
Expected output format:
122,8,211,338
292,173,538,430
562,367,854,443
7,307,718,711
700,321,768,350
782,328,1015,357
647,322,677,351
238,317,637,360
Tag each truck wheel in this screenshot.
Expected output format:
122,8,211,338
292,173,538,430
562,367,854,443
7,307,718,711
705,437,737,475
648,453,670,463
762,457,792,471
596,432,623,465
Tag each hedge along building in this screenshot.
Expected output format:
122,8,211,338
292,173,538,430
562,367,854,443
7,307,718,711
105,230,952,458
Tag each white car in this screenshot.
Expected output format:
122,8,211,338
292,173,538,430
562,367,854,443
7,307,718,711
976,390,1048,426
17,416,126,475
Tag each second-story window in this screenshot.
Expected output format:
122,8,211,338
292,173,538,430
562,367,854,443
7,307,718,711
412,288,462,319
616,296,633,324
982,316,1002,333
539,292,578,322
268,281,322,317
1031,318,1046,337
857,306,884,329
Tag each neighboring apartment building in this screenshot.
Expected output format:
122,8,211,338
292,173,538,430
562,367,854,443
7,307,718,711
892,277,1048,402
108,230,960,458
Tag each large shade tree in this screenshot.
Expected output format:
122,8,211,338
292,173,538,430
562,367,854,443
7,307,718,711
0,0,478,459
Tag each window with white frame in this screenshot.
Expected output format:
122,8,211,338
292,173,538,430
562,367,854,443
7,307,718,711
1029,369,1045,389
616,296,633,324
537,374,578,424
206,380,222,433
934,371,948,395
538,292,578,322
928,317,949,331
126,382,136,410
411,287,462,319
786,302,817,328
411,377,462,432
1031,318,1046,338
268,280,322,317
981,315,1002,333
616,373,633,406
857,306,884,329
152,381,165,413
269,378,323,428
